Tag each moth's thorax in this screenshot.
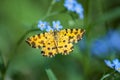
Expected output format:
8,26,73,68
53,30,59,41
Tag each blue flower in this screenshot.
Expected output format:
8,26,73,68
52,21,63,31
91,38,110,57
64,1,76,11
90,30,120,58
74,3,83,14
64,0,77,4
115,63,120,73
113,59,119,65
37,20,63,32
105,59,120,73
78,12,84,19
46,25,53,32
38,21,47,31
74,3,84,19
64,0,84,19
109,31,120,51
104,60,114,68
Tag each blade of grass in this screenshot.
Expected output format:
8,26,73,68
46,68,57,80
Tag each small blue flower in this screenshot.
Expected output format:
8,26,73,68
105,59,120,73
37,20,63,32
64,0,84,19
38,21,47,31
113,59,119,65
65,0,77,4
104,60,114,68
91,38,110,57
64,1,75,11
109,31,120,51
46,25,53,32
52,21,63,31
74,3,83,14
74,3,84,19
115,63,120,73
78,12,84,19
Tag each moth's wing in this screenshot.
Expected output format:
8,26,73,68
57,29,73,55
26,33,46,48
26,32,58,57
64,29,85,43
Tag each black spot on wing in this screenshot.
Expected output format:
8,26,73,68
26,38,30,43
33,38,37,41
26,38,31,41
64,45,67,47
48,43,50,45
76,29,78,31
64,50,67,53
64,33,66,36
52,47,57,50
38,45,41,48
37,34,41,38
63,40,66,42
69,36,73,39
41,51,45,55
43,45,46,47
38,40,44,44
45,37,47,39
65,29,67,32
70,46,74,51
47,47,50,50
49,52,53,56
31,42,36,48
80,29,85,33
26,40,31,46
70,29,73,33
74,32,78,35
43,33,45,36
32,35,35,38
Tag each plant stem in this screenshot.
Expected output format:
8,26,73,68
42,0,55,20
100,71,116,80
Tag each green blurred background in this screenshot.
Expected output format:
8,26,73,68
0,0,120,80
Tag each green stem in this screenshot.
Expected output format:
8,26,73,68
42,0,55,20
100,71,116,80
69,12,77,23
46,68,57,80
43,8,67,20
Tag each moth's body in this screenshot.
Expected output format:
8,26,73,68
26,29,85,57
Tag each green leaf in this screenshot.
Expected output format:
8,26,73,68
45,68,57,80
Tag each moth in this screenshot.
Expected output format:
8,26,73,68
26,29,85,57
